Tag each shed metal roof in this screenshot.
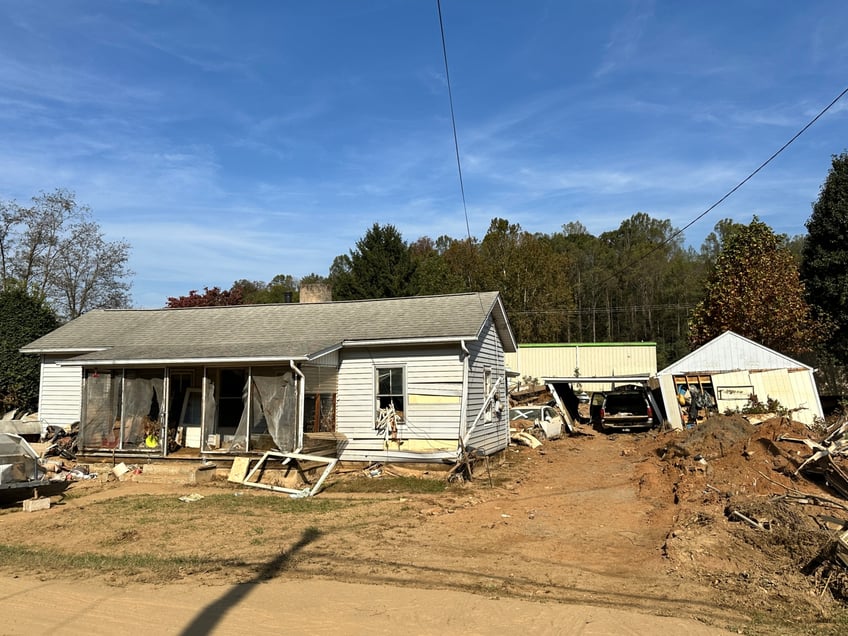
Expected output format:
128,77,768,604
658,331,813,375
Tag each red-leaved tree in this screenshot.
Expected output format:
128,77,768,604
166,286,244,308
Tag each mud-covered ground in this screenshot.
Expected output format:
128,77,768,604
3,414,848,635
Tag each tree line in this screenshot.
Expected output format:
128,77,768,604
3,153,848,413
168,152,848,392
173,212,807,369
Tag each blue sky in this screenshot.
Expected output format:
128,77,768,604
1,1,846,308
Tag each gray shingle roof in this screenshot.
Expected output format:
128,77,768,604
22,292,516,363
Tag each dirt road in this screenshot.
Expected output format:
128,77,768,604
2,576,730,635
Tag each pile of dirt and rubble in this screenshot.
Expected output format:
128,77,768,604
629,413,848,621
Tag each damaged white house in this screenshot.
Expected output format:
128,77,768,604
656,331,824,429
21,292,516,464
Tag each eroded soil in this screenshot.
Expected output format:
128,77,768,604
3,415,848,634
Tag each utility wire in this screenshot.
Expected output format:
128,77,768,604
437,0,472,242
596,84,848,288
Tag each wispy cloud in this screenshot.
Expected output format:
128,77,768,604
0,2,843,306
595,0,655,77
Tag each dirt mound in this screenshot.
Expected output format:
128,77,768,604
632,414,848,620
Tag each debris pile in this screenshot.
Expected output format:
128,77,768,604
507,382,575,448
648,413,848,604
0,409,42,436
42,423,79,461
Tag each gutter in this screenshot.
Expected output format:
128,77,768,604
57,355,312,366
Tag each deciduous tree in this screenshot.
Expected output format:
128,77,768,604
166,286,244,308
689,217,821,356
233,274,301,304
479,218,572,343
409,235,470,295
0,189,133,318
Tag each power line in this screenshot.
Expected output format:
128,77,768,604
597,84,848,288
511,303,696,316
436,0,472,242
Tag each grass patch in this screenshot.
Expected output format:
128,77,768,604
84,493,352,516
326,476,448,494
0,543,236,581
0,522,326,584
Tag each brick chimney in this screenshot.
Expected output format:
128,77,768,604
299,283,332,303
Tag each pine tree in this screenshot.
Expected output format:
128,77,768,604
801,152,848,363
332,223,416,300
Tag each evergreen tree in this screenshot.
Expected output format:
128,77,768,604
801,152,848,364
0,285,60,412
331,223,416,300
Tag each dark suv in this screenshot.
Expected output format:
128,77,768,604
590,384,655,432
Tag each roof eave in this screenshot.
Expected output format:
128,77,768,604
20,347,109,355
343,336,473,348
58,355,311,367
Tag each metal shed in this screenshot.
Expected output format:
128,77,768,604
505,342,657,394
657,331,824,429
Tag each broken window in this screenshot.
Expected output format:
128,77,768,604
217,368,247,433
304,393,336,433
122,370,165,449
80,368,164,451
375,366,405,424
81,369,121,449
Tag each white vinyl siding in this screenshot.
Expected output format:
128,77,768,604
464,318,509,454
38,356,83,430
301,364,339,393
711,371,753,416
753,369,821,427
336,346,464,459
662,368,824,429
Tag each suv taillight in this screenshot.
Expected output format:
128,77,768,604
647,405,653,420
599,407,605,419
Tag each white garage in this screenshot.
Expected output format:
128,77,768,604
657,331,824,429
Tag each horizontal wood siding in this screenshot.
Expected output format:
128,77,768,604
39,357,82,429
336,346,464,457
465,318,509,454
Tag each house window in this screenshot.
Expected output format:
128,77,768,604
375,366,405,423
304,393,336,432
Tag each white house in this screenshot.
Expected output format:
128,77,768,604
21,292,516,463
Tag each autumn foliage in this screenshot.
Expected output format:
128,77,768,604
166,286,244,308
688,218,823,356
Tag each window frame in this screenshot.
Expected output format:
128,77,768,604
374,365,407,425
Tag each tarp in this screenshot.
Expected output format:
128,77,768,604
0,432,45,487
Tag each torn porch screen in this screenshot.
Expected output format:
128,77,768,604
81,372,119,449
122,374,165,448
230,369,297,453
